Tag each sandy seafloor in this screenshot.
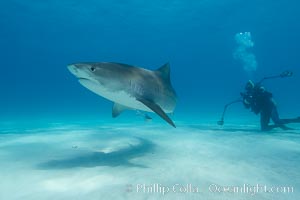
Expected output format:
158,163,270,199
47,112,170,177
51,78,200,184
0,120,299,200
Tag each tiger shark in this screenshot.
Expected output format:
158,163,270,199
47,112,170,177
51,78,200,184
67,62,177,127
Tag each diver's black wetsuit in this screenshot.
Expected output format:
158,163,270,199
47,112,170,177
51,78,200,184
241,84,300,131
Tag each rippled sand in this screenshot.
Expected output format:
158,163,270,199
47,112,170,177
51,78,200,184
0,122,299,200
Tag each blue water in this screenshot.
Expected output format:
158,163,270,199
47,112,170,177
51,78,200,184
1,0,300,121
0,1,300,200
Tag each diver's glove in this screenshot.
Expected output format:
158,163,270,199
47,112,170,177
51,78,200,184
241,92,252,109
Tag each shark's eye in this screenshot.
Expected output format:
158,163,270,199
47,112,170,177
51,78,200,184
90,67,96,72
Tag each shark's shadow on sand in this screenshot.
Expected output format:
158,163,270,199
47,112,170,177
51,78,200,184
37,137,154,169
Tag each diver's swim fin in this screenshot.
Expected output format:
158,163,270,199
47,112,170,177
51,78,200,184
137,98,176,128
279,125,294,130
282,117,300,124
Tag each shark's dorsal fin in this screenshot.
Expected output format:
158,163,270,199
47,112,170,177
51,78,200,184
156,63,170,81
112,103,129,118
136,97,176,128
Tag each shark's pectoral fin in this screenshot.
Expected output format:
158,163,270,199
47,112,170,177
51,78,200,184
137,98,176,128
112,103,129,118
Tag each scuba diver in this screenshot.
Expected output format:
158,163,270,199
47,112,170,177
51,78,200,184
240,79,300,131
218,70,300,131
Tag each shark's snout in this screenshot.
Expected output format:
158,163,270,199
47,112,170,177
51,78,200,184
67,63,94,82
67,64,79,76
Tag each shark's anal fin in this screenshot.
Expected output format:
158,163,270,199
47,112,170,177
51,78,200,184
112,103,128,118
137,98,176,128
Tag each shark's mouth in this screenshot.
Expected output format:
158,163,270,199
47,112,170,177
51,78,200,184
78,77,98,87
78,77,94,86
78,77,91,81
